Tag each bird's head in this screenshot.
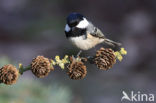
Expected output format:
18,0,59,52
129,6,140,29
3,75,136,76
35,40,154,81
66,12,89,29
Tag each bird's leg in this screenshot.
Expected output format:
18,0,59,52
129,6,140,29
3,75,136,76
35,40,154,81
93,46,97,52
77,50,82,57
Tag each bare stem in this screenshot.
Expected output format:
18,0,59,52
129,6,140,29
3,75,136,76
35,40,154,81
19,65,31,75
86,56,95,64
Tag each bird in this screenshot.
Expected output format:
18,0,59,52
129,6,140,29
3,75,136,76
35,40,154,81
64,12,121,56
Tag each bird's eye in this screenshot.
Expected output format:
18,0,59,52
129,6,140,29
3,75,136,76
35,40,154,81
68,20,78,27
71,22,78,27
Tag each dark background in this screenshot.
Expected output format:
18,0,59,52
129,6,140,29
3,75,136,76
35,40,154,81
0,0,156,103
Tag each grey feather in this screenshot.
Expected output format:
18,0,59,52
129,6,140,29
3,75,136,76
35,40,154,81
87,22,105,38
87,22,121,47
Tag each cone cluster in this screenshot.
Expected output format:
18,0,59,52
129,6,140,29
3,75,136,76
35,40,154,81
31,56,54,78
94,48,116,70
67,57,87,80
0,46,124,85
0,64,19,85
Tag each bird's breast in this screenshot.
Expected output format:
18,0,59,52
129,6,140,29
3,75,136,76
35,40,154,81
69,34,104,50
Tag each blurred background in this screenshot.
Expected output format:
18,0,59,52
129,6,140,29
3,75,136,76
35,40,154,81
0,0,156,103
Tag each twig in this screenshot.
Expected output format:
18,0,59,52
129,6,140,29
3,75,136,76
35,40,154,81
19,65,31,75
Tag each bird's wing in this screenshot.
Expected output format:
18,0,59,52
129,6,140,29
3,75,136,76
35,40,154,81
87,22,122,48
87,22,105,38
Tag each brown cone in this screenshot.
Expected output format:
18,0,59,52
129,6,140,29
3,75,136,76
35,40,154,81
31,56,54,78
67,57,87,80
94,48,116,70
0,64,19,85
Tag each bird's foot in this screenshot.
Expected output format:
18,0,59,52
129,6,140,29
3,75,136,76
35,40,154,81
76,50,82,57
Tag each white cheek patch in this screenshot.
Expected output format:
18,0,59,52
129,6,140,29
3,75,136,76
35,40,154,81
76,18,89,28
65,24,71,32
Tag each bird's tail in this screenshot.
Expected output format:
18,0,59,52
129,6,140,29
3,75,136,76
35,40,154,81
103,38,122,49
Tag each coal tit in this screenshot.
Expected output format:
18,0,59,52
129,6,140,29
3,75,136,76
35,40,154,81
65,12,121,51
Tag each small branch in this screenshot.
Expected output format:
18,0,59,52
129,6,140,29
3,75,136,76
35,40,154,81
19,65,31,75
86,56,95,64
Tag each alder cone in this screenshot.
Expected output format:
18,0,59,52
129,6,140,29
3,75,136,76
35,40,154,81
0,64,19,85
67,57,87,80
94,48,116,70
31,56,54,78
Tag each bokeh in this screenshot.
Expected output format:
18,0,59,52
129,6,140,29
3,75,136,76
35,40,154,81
0,0,156,103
